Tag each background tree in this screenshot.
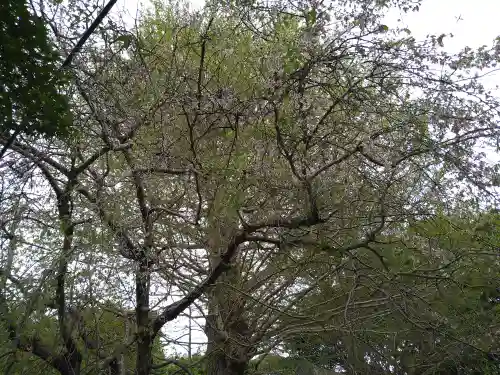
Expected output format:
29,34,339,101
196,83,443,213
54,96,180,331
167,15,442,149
0,0,70,140
281,211,500,374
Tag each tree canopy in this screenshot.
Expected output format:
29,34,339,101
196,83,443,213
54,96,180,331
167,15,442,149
0,0,499,375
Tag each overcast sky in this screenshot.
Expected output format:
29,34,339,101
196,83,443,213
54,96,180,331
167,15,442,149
388,0,499,49
117,0,500,47
109,0,500,357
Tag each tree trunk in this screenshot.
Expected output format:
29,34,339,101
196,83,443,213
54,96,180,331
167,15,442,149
204,262,252,375
206,350,249,375
136,260,152,375
205,314,250,375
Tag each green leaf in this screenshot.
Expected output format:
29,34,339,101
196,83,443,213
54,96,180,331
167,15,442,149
378,24,389,33
305,8,317,26
116,34,132,49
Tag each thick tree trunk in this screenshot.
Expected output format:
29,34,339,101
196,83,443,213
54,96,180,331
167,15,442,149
205,314,250,375
204,264,252,375
203,230,253,375
206,350,249,375
136,260,152,375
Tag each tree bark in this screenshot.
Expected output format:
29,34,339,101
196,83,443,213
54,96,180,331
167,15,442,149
136,259,152,375
205,314,250,375
204,260,252,375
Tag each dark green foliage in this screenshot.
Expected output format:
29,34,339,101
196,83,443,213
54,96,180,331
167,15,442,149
0,0,71,137
0,306,167,375
281,212,500,375
250,355,342,375
156,355,205,375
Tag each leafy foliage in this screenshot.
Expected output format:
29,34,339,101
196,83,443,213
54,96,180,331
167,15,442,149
0,304,167,375
283,212,500,374
0,0,71,137
156,355,205,375
0,0,499,375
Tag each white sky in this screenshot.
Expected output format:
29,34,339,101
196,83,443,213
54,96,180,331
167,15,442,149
117,0,500,48
387,0,500,50
108,0,500,357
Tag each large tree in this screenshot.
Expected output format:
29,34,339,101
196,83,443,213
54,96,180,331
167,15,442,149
0,0,499,375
